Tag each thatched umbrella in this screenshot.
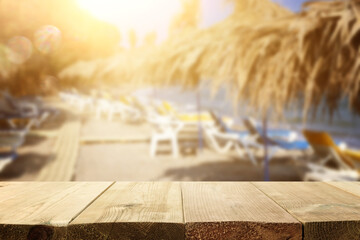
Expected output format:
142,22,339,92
143,0,290,85
148,0,360,119
0,43,19,83
80,0,290,89
59,59,105,81
139,0,360,180
61,0,360,119
59,0,360,120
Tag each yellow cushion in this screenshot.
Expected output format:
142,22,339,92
178,113,213,122
119,96,130,105
342,149,360,163
303,130,356,169
162,101,175,114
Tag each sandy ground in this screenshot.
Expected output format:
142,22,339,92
0,104,306,181
76,116,305,181
76,142,304,181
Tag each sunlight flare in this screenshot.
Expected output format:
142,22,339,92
77,0,182,39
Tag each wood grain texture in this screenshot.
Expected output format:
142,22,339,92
36,109,81,181
0,182,49,204
69,182,184,240
254,182,360,240
327,182,360,197
182,182,302,240
80,136,149,144
0,182,111,240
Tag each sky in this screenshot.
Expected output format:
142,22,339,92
273,0,307,11
201,0,308,28
76,0,308,46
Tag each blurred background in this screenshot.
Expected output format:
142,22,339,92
0,0,359,182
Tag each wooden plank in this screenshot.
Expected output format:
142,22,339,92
28,130,59,138
0,182,112,240
69,182,184,240
0,182,50,204
327,182,360,197
182,182,302,240
55,120,80,180
254,182,360,240
36,110,81,181
80,136,149,144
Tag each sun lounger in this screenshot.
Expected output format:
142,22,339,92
148,116,184,158
303,130,355,170
60,91,94,112
0,130,27,150
158,101,214,124
0,152,16,172
202,116,309,165
202,125,257,165
2,92,58,127
303,163,359,181
302,130,360,181
0,98,38,129
95,98,141,122
241,118,309,158
0,130,27,172
242,118,305,145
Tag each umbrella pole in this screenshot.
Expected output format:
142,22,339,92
263,112,270,181
197,88,203,151
153,87,157,100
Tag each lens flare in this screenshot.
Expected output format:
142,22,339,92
339,142,347,151
34,25,61,54
288,131,298,142
42,75,58,92
6,36,33,64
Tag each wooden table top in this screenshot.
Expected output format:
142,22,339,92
0,181,359,240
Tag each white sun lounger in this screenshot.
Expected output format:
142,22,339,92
203,125,258,165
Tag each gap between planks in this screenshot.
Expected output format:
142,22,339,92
250,181,302,221
68,181,116,224
253,182,360,240
2,182,360,240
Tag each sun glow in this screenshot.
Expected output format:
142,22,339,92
77,0,182,44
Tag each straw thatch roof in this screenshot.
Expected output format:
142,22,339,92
60,0,360,117
60,0,289,85
0,43,17,82
144,0,291,85
59,59,105,80
147,0,360,117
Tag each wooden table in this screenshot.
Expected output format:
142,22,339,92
1,182,360,240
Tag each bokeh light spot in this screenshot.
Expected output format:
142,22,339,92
34,25,62,54
6,36,33,64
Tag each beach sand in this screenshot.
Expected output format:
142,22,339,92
76,115,304,181
0,107,306,181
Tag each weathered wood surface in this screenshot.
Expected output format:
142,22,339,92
254,182,360,240
0,182,112,240
1,182,360,240
327,181,360,197
36,110,81,181
80,136,149,144
182,182,302,240
69,182,184,240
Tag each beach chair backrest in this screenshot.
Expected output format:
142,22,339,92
202,127,216,150
156,101,175,116
209,111,226,132
303,130,355,169
2,92,18,109
119,96,130,105
0,98,17,114
242,118,259,136
163,101,176,114
202,126,227,152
